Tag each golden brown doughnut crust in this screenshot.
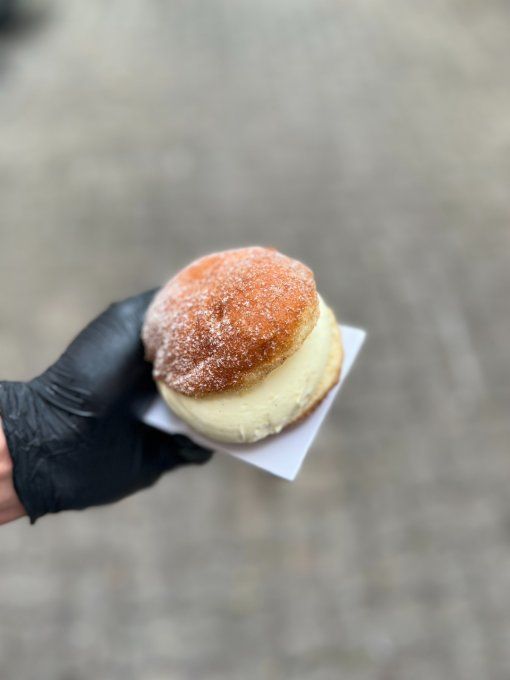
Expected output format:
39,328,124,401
142,247,319,396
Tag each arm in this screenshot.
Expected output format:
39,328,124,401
0,421,26,525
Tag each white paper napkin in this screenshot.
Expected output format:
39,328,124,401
139,325,366,481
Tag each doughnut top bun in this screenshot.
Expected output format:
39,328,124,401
142,246,319,396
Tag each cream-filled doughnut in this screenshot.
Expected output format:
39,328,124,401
142,247,343,443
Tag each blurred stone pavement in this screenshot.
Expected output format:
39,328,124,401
1,1,510,678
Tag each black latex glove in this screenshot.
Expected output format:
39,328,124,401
0,290,212,523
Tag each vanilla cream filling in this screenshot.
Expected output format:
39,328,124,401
158,296,338,443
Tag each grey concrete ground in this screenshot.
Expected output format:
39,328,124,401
1,1,510,678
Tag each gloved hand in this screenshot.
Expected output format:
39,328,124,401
0,290,212,523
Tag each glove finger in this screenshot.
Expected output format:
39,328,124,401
171,433,214,464
139,424,213,479
33,289,160,417
110,288,160,328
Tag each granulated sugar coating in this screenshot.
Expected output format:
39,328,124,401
142,247,319,396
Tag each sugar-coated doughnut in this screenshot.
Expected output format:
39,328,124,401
142,247,344,443
142,247,319,396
